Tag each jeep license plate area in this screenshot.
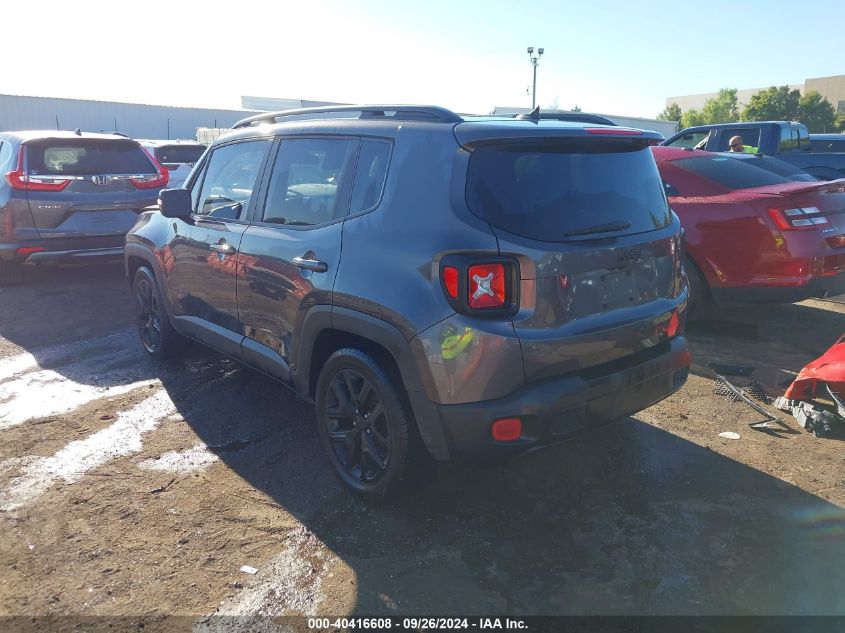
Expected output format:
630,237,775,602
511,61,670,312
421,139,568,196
567,255,671,318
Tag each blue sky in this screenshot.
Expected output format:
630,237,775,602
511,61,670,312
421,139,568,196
4,0,842,118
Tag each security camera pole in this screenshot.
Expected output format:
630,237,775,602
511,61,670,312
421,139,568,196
527,46,544,109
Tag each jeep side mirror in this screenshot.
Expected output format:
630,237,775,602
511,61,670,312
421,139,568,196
158,188,193,219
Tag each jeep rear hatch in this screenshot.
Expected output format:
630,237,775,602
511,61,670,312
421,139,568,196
462,130,684,382
463,135,670,242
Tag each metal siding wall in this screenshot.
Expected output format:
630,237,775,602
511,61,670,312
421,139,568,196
0,95,260,140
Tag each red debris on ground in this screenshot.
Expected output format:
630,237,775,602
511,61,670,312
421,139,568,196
784,334,845,400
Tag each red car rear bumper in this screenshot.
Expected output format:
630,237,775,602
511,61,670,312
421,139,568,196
710,269,845,303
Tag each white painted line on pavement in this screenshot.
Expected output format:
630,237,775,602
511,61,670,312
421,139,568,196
0,334,154,429
0,389,176,511
138,443,219,474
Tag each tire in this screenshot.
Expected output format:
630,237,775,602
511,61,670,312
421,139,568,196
0,261,24,286
684,256,711,320
132,266,181,360
315,347,414,499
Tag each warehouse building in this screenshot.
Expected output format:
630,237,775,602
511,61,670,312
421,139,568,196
0,94,263,140
666,74,845,113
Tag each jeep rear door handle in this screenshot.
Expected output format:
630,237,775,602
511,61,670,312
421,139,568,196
292,256,328,273
210,242,236,255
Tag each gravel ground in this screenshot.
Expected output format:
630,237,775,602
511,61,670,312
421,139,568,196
1,263,844,625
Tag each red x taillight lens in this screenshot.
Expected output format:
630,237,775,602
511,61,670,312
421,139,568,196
468,263,506,309
440,257,517,315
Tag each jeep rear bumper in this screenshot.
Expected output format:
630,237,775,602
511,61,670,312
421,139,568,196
416,336,689,461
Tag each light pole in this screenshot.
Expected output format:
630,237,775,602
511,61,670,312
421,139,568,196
527,47,544,109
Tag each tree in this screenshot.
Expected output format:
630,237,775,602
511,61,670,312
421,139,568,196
798,91,836,132
571,105,582,112
658,102,683,122
836,111,845,132
700,88,739,124
681,109,706,128
742,85,800,122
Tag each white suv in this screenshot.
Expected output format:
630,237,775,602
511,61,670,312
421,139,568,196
138,139,206,188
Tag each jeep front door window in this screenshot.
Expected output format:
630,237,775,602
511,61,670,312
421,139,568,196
194,141,267,220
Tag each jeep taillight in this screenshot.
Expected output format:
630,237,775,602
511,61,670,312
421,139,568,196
767,206,828,230
4,149,71,192
468,263,506,309
440,257,518,315
442,266,459,299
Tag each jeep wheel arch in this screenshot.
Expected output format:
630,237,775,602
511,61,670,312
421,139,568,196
294,305,451,461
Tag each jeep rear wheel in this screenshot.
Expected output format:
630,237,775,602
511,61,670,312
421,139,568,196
316,348,412,499
132,266,181,359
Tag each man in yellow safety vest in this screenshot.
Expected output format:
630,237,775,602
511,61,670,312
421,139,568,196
728,135,758,153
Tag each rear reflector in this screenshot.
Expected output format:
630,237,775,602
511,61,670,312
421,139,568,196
491,418,522,442
827,235,845,249
585,127,642,135
661,310,680,338
442,266,459,298
16,246,44,258
468,263,506,309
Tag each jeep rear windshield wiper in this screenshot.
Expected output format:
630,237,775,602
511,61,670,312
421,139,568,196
564,220,632,237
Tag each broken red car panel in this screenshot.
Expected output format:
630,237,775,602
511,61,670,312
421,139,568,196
784,334,845,400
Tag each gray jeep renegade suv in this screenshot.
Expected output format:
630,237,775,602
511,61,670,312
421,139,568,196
124,105,690,499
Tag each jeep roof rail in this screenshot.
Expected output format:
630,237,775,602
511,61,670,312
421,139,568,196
232,105,464,129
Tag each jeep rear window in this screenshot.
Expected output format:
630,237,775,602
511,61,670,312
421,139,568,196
465,139,671,241
26,139,155,176
677,156,790,190
154,145,205,165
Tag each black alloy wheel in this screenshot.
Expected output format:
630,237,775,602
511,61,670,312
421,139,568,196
325,368,391,482
135,274,163,354
316,348,414,498
132,267,180,359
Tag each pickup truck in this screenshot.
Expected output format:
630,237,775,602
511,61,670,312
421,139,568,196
662,121,845,180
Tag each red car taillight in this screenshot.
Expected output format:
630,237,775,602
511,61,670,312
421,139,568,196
132,147,169,190
4,150,71,192
767,206,828,231
440,257,518,315
827,235,845,249
468,263,506,309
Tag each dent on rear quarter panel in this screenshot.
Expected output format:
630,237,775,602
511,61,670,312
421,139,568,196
410,314,525,405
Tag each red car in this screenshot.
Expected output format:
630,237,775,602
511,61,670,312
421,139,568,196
652,147,845,310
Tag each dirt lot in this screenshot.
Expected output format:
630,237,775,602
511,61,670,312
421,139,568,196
1,264,844,624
